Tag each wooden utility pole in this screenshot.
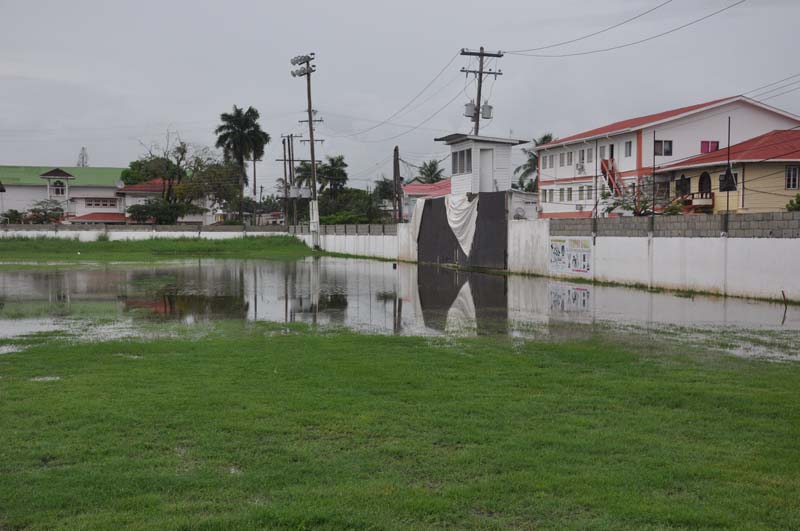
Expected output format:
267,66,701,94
393,146,401,222
282,137,289,229
460,47,503,136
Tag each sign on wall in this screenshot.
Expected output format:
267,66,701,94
549,237,592,276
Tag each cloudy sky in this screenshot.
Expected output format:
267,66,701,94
1,0,798,195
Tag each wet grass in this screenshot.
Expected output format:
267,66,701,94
1,322,799,529
0,235,313,262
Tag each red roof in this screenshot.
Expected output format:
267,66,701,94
539,97,735,149
403,179,451,198
119,177,166,193
70,212,127,222
664,130,800,170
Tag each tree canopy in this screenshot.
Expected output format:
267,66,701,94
515,133,556,192
417,160,444,183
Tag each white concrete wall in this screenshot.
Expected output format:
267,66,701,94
296,233,400,261
398,224,417,262
517,232,800,301
0,227,289,241
507,219,550,275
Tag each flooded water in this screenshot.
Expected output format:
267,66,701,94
1,257,798,346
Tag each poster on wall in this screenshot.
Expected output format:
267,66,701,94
550,237,592,276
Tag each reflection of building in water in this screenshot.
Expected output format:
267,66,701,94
1,258,797,333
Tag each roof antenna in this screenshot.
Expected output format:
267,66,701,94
77,146,89,168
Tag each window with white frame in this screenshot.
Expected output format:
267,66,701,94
567,188,573,202
654,140,673,157
578,149,585,163
86,198,117,208
451,149,472,175
586,185,593,200
624,141,632,158
786,166,799,189
549,189,554,203
51,180,65,196
541,156,546,170
548,154,554,168
567,152,573,165
559,153,565,167
559,188,565,202
599,145,606,160
578,186,585,201
587,148,593,163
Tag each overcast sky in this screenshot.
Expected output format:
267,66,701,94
1,0,798,195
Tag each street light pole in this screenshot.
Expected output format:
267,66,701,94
291,53,320,247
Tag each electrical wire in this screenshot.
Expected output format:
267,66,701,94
356,79,476,143
332,52,460,138
743,72,800,96
507,0,747,58
506,0,674,53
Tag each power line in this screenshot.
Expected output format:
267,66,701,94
506,0,674,53
356,79,476,143
333,52,460,138
743,72,800,96
507,0,747,58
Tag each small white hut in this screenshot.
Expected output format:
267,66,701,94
434,134,526,195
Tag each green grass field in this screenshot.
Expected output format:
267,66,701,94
1,323,798,530
0,236,313,262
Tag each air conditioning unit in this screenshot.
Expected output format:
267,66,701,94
575,163,585,174
575,204,584,211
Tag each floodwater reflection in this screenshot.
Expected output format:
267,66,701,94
0,257,798,338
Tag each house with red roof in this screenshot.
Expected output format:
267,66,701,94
401,179,451,221
533,96,800,218
657,129,800,214
116,178,215,225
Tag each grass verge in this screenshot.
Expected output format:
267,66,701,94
0,322,798,529
0,235,313,262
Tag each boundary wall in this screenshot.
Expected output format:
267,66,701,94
509,212,800,301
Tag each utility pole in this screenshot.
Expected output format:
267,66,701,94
393,146,403,223
291,52,320,247
282,137,289,229
460,47,503,136
652,130,656,218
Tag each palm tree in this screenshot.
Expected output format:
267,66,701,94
214,105,271,221
294,161,314,190
318,155,348,196
514,133,555,192
418,160,444,183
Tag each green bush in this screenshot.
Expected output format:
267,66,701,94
787,193,800,212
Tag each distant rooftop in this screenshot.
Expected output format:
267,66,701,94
0,166,124,187
663,130,800,171
118,177,166,193
434,133,527,146
403,178,451,198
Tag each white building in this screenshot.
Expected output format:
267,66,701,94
0,166,125,222
434,134,526,195
0,167,215,224
534,95,800,218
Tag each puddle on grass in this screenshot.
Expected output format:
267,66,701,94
0,345,23,355
0,257,798,359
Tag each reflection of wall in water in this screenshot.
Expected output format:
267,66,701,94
416,264,507,334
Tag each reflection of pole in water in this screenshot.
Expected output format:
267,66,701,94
284,264,288,324
311,256,320,326
253,266,258,321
